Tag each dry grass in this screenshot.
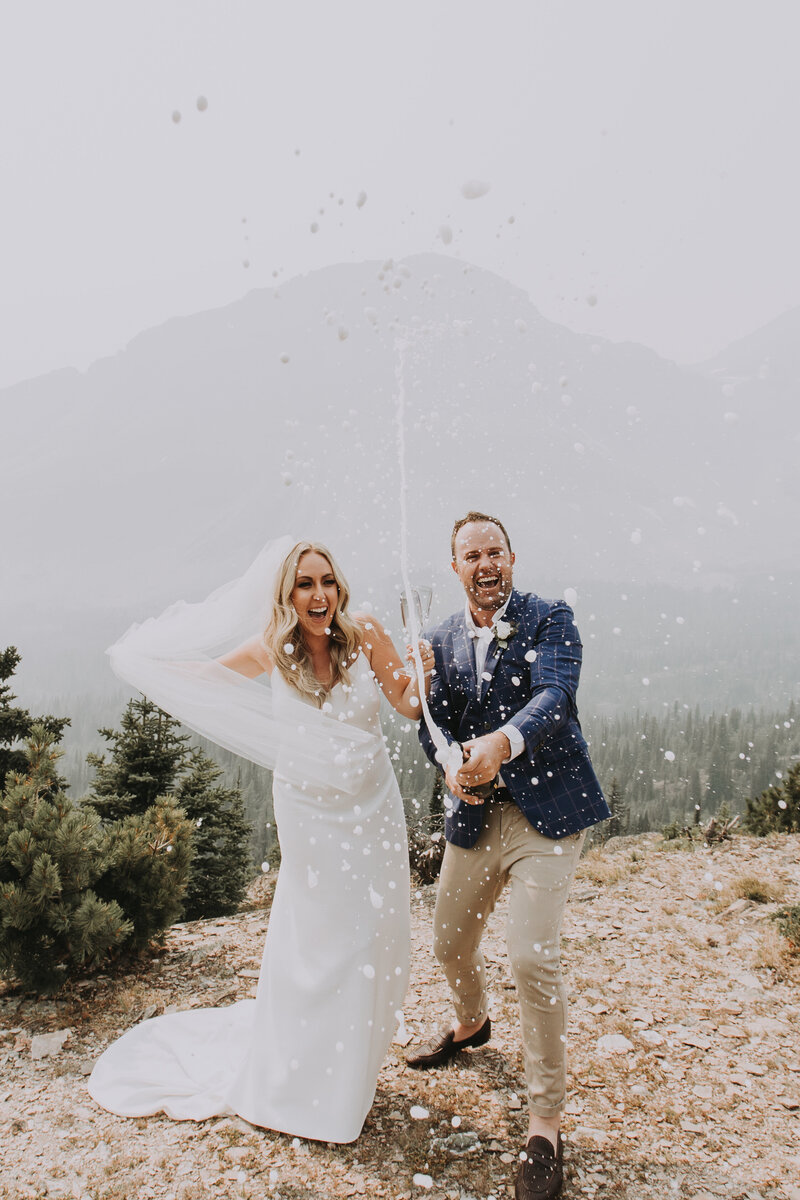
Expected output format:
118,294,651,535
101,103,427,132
753,921,796,979
576,850,632,887
718,873,786,907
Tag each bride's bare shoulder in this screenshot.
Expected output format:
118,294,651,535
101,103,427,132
352,611,384,634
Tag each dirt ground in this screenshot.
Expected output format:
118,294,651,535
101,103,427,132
1,832,798,1200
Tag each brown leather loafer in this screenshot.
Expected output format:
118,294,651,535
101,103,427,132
514,1132,564,1200
405,1017,491,1069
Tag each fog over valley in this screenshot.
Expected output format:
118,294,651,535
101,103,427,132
3,253,797,754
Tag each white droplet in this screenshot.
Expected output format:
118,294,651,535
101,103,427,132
261,861,269,873
356,190,367,208
362,964,375,979
171,110,182,124
413,1175,433,1190
338,326,349,341
196,95,208,112
641,677,650,686
511,676,521,687
664,750,675,761
554,844,563,855
451,1115,462,1128
280,353,290,364
461,179,491,199
307,866,318,888
284,642,295,654
524,649,537,663
410,1105,429,1120
563,587,578,607
439,224,453,244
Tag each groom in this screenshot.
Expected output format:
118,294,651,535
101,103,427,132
408,512,609,1200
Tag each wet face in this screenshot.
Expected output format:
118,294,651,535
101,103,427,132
291,551,340,640
452,521,515,614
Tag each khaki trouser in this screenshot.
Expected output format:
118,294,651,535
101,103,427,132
433,797,585,1117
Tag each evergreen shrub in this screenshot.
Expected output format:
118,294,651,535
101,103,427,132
744,763,800,835
775,904,800,951
0,727,130,991
94,795,193,948
0,726,192,991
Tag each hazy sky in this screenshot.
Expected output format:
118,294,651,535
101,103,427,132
2,0,799,388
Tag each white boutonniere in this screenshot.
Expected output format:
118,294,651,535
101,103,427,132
493,618,517,650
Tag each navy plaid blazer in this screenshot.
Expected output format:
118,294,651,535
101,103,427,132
419,588,609,846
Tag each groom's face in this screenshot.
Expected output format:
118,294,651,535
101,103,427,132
452,521,515,614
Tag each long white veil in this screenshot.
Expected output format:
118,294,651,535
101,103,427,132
107,537,378,795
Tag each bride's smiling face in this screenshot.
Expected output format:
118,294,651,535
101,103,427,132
291,551,340,639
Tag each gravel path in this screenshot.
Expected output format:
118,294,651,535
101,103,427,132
1,833,798,1200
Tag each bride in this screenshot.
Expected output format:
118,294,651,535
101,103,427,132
88,538,432,1143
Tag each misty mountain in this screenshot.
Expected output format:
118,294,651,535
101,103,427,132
1,253,797,708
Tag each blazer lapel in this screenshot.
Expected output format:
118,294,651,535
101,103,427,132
479,590,523,701
452,619,477,695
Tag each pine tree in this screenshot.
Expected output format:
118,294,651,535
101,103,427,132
85,698,190,819
85,698,253,921
174,751,252,920
0,647,69,793
604,778,629,840
0,726,132,992
744,762,800,835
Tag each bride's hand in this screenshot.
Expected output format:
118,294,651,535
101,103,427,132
405,639,434,676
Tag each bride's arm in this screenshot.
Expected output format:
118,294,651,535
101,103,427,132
354,614,431,719
218,635,274,678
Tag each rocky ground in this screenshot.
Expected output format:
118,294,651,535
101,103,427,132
1,832,799,1200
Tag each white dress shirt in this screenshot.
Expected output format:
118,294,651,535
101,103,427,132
464,601,525,765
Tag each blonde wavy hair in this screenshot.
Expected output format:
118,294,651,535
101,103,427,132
264,541,363,706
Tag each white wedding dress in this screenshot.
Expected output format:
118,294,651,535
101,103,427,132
88,654,411,1143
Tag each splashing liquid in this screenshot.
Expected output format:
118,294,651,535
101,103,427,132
394,337,461,778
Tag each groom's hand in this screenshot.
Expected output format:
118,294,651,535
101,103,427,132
445,764,481,805
457,732,511,787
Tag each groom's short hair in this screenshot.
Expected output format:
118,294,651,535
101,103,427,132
451,511,512,560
